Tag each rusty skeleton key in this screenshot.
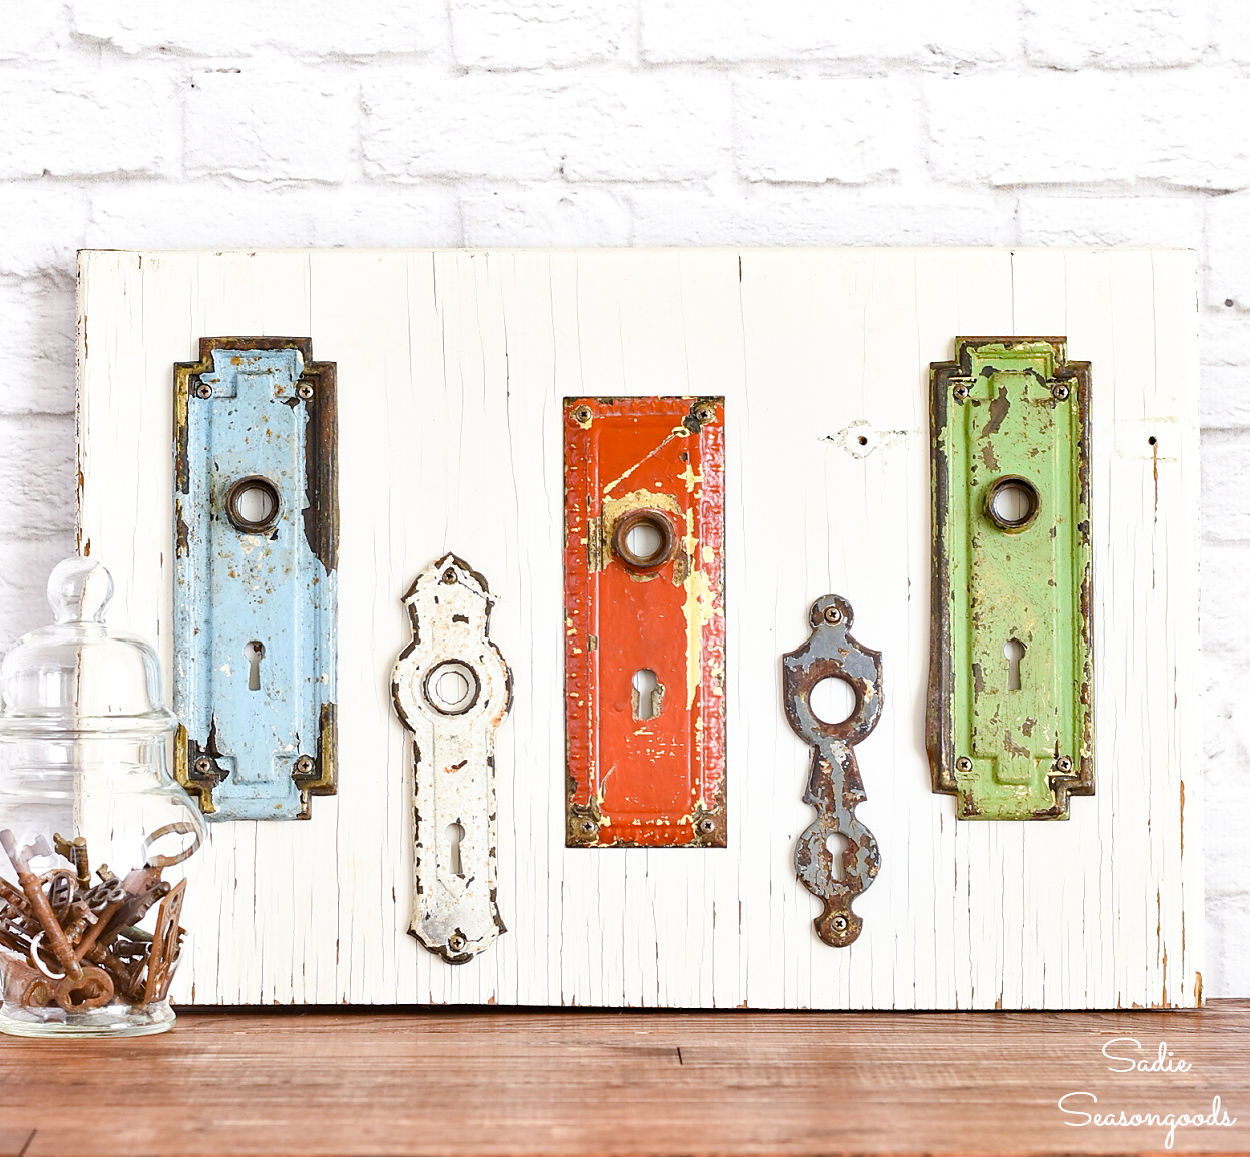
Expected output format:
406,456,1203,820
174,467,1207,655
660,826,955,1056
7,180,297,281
782,595,883,948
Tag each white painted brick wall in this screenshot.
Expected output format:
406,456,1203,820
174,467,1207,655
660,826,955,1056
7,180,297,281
185,69,358,183
734,77,911,184
451,0,634,69
0,0,1246,996
1022,0,1207,68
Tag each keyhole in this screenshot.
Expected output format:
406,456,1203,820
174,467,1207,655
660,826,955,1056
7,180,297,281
446,822,465,877
632,669,660,720
825,833,849,881
1004,638,1025,691
244,641,265,692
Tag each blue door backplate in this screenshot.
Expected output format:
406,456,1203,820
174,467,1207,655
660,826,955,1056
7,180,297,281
173,337,338,821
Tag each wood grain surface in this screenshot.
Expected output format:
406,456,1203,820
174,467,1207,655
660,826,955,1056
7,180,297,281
76,248,1202,1010
1,1002,1247,1156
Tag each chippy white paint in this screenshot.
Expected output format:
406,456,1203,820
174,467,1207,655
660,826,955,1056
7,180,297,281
392,554,511,964
76,248,1202,1009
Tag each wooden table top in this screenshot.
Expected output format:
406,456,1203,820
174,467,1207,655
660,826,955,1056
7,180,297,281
1,1001,1247,1156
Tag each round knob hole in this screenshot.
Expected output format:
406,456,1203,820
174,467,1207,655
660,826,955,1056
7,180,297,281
809,676,857,725
225,476,281,534
985,476,1040,532
423,661,480,716
612,509,677,572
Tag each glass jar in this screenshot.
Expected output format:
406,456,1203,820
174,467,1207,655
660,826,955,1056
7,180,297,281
0,558,204,1037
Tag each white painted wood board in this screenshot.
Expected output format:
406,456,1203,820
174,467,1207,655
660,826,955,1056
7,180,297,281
76,248,1202,1009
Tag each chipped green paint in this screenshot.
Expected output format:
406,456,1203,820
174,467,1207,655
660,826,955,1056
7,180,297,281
928,338,1093,820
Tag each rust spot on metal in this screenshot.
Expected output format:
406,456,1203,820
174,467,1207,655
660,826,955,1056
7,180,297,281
782,595,883,948
928,338,1093,821
291,702,337,820
981,384,1011,436
0,829,192,1015
392,556,511,963
172,337,338,820
174,337,338,575
1002,731,1029,757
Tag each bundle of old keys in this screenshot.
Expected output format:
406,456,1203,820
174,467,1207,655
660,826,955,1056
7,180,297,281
0,823,199,1013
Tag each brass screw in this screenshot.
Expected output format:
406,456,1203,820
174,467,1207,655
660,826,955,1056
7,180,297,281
955,756,973,772
441,569,457,584
193,757,212,775
823,606,842,625
580,818,597,835
297,382,314,400
1054,756,1073,773
1052,383,1070,402
194,383,213,399
294,756,315,776
694,403,716,424
572,404,592,424
448,933,467,953
952,384,969,402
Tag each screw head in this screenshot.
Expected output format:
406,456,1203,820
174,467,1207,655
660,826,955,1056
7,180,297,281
297,382,314,401
1054,756,1073,773
830,914,849,933
955,756,973,773
697,818,716,835
823,606,843,625
694,403,716,424
572,404,592,424
952,384,969,402
448,933,467,953
194,383,213,400
294,756,315,776
1052,383,1070,402
580,818,597,835
193,756,212,775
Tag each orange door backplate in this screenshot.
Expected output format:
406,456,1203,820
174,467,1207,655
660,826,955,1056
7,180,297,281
564,396,727,848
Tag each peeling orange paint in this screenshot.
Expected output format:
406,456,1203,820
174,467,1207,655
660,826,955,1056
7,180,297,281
563,397,726,847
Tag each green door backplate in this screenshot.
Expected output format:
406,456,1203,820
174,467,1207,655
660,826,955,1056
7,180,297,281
928,338,1093,821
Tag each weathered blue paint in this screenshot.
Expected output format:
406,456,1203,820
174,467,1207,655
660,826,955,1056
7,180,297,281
173,340,337,821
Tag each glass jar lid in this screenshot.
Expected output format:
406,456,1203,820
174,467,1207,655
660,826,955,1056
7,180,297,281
0,558,175,736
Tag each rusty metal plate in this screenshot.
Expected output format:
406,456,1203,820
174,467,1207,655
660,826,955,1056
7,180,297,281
564,396,726,848
782,595,883,947
928,337,1093,820
392,555,512,963
173,338,338,821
